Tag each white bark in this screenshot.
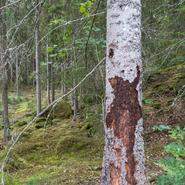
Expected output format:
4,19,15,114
101,0,147,184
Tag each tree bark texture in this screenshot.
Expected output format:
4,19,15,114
101,0,147,184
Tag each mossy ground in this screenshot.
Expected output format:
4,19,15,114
143,63,185,128
0,89,104,185
143,63,185,183
0,118,104,185
0,63,184,184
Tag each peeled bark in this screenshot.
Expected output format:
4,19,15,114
101,1,147,184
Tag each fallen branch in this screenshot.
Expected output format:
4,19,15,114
0,0,22,10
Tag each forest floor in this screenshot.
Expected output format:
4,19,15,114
0,63,185,185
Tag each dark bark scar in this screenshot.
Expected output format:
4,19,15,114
109,48,114,58
108,43,118,59
106,66,142,185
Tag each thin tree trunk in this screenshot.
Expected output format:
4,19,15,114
60,64,67,94
15,50,19,97
0,0,10,143
72,31,78,126
10,52,13,86
47,62,54,104
101,1,147,184
35,2,41,115
2,68,10,142
60,64,63,94
25,55,29,85
51,62,55,102
72,80,78,126
33,59,35,87
46,39,51,104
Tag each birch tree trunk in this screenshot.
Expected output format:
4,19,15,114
101,1,147,184
35,2,41,115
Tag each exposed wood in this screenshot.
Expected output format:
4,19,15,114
101,1,147,184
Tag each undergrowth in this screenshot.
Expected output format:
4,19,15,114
157,126,185,185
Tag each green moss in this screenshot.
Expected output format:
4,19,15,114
146,63,185,97
52,101,72,118
0,173,21,185
34,118,46,129
0,90,104,185
153,103,161,109
56,135,91,154
0,118,104,185
15,120,27,127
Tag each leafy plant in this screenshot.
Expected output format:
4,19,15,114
143,98,154,105
157,157,185,185
169,126,185,142
8,95,24,105
152,124,171,132
157,126,185,185
165,143,185,158
79,0,95,16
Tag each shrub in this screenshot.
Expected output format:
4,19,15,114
157,126,185,185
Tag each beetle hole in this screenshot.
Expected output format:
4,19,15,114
109,48,114,58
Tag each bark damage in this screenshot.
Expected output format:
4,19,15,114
106,66,142,185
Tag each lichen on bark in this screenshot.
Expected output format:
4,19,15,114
101,0,147,184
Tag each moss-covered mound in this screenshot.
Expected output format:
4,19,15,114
143,63,185,128
145,63,185,97
41,101,72,119
0,119,104,185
